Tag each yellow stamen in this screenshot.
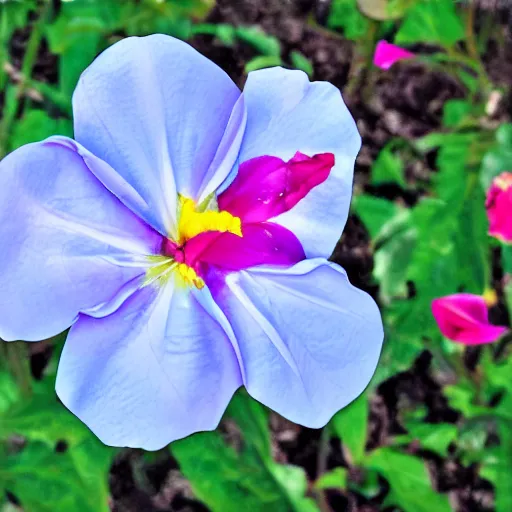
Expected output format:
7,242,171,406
145,196,240,290
177,263,205,289
482,288,498,307
494,172,512,191
177,196,242,243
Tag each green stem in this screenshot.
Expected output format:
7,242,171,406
2,341,32,398
346,20,379,101
315,426,333,512
462,2,493,94
0,1,51,157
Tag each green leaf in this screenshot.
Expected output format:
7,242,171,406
353,195,415,302
480,123,512,190
315,468,348,490
0,369,20,416
327,0,369,41
351,195,402,241
442,99,472,128
192,23,237,45
331,392,368,465
371,144,407,188
245,55,283,73
290,51,313,78
235,26,281,56
10,110,72,151
171,392,319,512
365,448,451,512
374,223,416,301
444,380,492,418
395,0,465,47
1,442,111,512
0,0,35,48
394,422,458,457
495,421,512,512
45,0,121,97
0,378,91,447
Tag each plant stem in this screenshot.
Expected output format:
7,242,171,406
314,426,332,512
462,2,493,94
2,341,32,398
0,1,51,157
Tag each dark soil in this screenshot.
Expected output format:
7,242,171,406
8,0,510,511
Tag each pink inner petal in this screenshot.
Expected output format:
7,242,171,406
218,152,335,223
184,222,305,272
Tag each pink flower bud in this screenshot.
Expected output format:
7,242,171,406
373,40,415,70
486,172,512,243
431,293,507,345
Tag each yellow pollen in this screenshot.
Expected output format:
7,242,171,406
177,263,205,289
177,196,242,243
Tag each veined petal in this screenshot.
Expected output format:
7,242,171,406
208,259,383,428
0,137,161,342
233,67,361,258
56,282,242,450
73,35,244,237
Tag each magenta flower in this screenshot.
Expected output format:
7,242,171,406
0,35,383,449
486,172,512,243
431,294,507,345
373,40,415,70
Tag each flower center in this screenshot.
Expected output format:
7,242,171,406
145,196,242,289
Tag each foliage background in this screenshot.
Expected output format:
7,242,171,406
1,0,512,511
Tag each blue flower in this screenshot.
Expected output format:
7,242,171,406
0,35,383,450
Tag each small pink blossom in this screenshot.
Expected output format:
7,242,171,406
373,40,415,70
431,293,507,345
486,172,512,243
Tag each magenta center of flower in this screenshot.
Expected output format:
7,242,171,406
152,151,336,289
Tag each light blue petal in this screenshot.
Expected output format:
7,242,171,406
209,259,383,428
0,137,161,342
73,35,245,237
56,282,242,450
236,68,361,258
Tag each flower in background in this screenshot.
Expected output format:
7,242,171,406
486,171,512,243
0,35,383,450
373,40,415,70
431,293,507,345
